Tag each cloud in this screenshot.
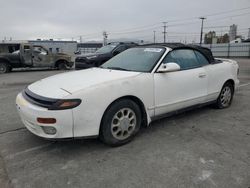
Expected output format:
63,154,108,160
0,0,249,42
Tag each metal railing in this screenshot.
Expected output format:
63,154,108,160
201,43,250,58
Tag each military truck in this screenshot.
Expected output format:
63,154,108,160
0,43,73,73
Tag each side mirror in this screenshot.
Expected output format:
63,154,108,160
157,63,180,73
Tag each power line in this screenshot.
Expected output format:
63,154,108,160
205,12,250,24
74,7,250,40
109,26,161,35
67,6,250,42
202,6,250,17
163,6,250,23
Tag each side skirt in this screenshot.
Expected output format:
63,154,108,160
151,100,216,122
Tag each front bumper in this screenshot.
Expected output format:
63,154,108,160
66,61,74,67
75,62,95,70
16,93,74,139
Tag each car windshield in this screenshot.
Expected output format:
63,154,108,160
96,45,117,54
101,47,165,72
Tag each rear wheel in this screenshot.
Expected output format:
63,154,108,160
0,63,10,74
215,82,234,109
100,99,141,146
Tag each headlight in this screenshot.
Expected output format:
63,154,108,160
48,99,81,110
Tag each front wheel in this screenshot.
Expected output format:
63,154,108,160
215,82,234,109
0,63,10,74
100,99,141,146
57,61,67,70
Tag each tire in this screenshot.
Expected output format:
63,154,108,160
57,61,67,70
0,63,10,74
100,99,142,146
215,82,234,109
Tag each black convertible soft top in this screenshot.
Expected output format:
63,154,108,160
141,43,216,63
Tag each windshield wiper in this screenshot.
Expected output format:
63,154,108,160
106,67,131,71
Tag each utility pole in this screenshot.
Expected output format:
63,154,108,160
103,31,108,46
162,22,167,43
153,31,156,43
199,17,206,45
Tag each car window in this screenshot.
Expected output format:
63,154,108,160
33,46,48,55
114,45,127,53
101,47,165,72
162,49,200,70
194,51,209,66
96,45,117,53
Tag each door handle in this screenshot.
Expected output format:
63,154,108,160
199,73,206,78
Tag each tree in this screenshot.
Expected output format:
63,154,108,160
204,31,216,44
217,33,229,43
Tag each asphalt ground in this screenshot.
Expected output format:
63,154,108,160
0,59,249,188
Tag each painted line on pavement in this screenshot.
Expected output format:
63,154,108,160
239,83,250,88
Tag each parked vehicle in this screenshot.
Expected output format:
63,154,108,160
75,42,138,69
16,43,239,146
0,43,73,73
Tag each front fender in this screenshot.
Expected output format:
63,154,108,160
71,73,154,137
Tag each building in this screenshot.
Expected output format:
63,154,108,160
248,28,250,39
229,24,237,41
77,43,103,54
28,39,77,56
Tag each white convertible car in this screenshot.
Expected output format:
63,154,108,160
16,43,239,146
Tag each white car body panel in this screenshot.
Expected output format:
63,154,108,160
16,93,74,138
28,68,141,98
204,59,239,102
71,72,154,137
16,47,240,139
154,67,207,115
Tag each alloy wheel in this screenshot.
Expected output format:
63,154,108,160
111,108,137,140
220,86,232,107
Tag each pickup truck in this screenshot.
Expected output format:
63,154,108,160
0,43,73,73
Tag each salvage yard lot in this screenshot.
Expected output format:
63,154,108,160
0,59,250,188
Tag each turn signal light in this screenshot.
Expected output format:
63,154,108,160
48,99,81,110
37,117,56,124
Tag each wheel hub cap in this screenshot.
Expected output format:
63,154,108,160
220,86,232,107
111,108,137,140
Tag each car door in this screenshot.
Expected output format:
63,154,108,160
193,50,222,102
22,45,33,66
154,49,208,116
32,46,52,67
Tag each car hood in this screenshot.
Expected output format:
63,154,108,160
77,53,95,57
76,53,106,58
28,68,141,98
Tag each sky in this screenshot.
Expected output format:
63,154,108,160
0,0,250,43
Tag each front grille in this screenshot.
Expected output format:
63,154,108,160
75,57,87,63
22,88,58,108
